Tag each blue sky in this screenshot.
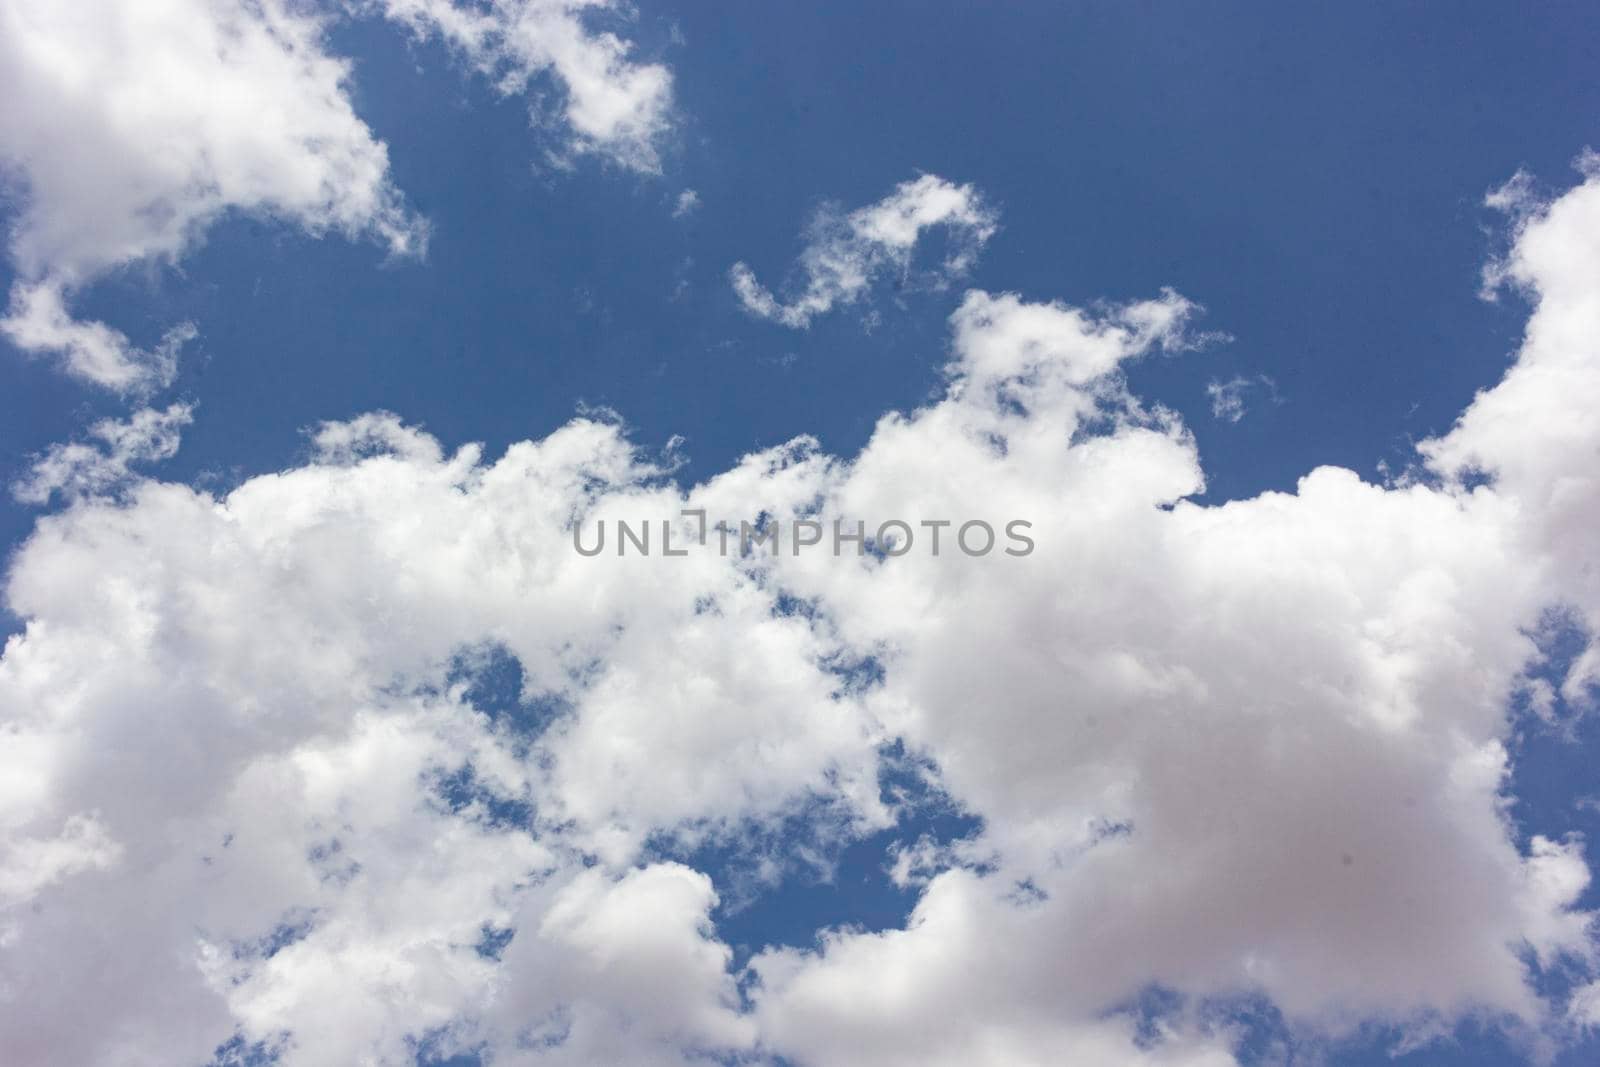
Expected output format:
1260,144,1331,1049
2,3,1600,1066
7,3,1598,519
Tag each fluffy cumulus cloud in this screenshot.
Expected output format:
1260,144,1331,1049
0,0,674,392
1420,149,1600,707
731,174,999,328
3,160,1600,1067
379,0,675,173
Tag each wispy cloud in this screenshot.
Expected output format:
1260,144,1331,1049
12,402,194,505
381,0,676,174
730,174,998,328
1205,373,1279,422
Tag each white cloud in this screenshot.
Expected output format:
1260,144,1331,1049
479,863,756,1063
2,162,1600,1065
379,0,675,173
12,402,194,505
0,812,121,906
0,0,677,394
731,174,999,328
0,408,879,1064
0,0,425,391
673,188,700,218
0,285,198,394
1421,147,1600,707
746,260,1597,1061
1205,374,1277,422
1570,978,1600,1031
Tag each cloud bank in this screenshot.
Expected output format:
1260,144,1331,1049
2,160,1599,1066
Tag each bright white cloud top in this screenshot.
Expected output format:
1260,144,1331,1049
0,0,672,392
730,174,999,328
2,153,1599,1067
